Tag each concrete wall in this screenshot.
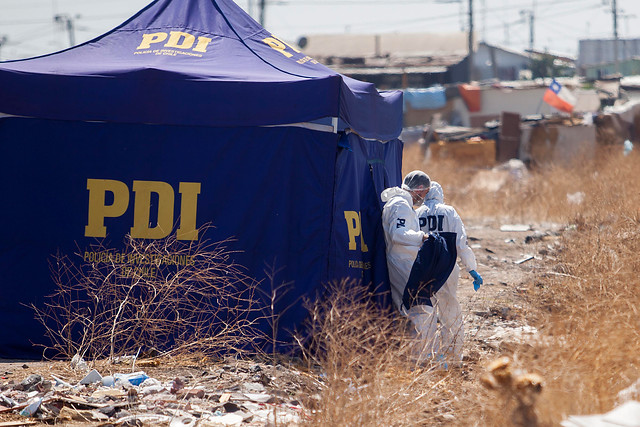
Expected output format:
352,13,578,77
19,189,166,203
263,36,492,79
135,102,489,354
453,87,599,127
453,88,554,127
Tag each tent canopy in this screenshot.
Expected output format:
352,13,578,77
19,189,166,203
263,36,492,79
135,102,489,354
0,0,404,359
0,0,402,141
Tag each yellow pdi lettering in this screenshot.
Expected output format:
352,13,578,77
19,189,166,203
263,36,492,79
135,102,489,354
130,180,174,239
165,31,196,49
193,36,212,52
136,32,212,53
262,36,301,58
344,211,369,252
137,32,168,49
85,179,130,238
85,179,201,241
176,182,201,241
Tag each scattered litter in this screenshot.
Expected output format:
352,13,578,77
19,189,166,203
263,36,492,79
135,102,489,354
484,325,539,348
500,224,531,232
117,414,173,424
79,369,102,385
101,375,115,387
51,375,73,388
0,421,38,426
114,371,149,386
241,392,271,403
91,388,127,399
70,354,88,372
624,139,633,156
170,415,197,426
504,238,515,243
566,191,585,205
137,359,161,368
0,395,17,408
15,375,42,392
515,255,535,264
561,400,640,427
0,359,318,425
58,406,109,422
471,243,482,249
19,397,42,417
524,231,557,243
201,412,244,426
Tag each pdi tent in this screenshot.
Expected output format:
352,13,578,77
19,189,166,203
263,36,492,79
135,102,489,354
0,0,403,358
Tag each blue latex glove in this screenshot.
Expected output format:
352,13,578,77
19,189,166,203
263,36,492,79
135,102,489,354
470,270,483,291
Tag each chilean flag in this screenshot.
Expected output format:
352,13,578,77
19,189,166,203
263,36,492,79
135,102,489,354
543,79,576,113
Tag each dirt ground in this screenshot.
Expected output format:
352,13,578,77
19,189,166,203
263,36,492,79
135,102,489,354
459,218,564,362
0,218,565,425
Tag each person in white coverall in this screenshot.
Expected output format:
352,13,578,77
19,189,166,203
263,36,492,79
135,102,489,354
415,180,483,365
381,171,437,365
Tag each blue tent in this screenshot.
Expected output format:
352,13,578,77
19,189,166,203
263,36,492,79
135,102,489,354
0,0,404,358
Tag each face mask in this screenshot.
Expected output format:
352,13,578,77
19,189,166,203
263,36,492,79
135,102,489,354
410,190,425,207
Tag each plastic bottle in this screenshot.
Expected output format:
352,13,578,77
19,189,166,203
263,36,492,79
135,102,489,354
114,371,149,386
19,397,42,417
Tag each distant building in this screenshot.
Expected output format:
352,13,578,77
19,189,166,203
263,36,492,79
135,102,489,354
297,32,472,89
297,33,551,88
578,38,640,77
473,42,531,81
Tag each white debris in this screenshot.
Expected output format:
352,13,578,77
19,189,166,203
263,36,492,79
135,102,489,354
79,369,102,385
566,191,585,205
618,379,640,404
561,400,640,427
500,224,531,232
484,325,539,347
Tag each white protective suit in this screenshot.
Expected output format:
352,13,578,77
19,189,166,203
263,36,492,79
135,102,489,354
415,182,478,363
380,187,426,311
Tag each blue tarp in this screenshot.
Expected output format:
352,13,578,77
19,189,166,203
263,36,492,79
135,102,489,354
0,0,404,358
403,86,447,110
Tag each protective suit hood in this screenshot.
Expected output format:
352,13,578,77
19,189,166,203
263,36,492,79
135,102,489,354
425,181,444,203
381,186,413,205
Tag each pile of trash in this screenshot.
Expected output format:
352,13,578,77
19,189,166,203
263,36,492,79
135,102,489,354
0,356,322,426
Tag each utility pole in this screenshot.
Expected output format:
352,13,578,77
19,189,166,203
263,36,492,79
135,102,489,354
520,10,534,52
259,0,266,27
481,0,486,41
612,0,619,74
468,0,474,82
0,36,7,61
54,14,75,47
528,11,534,51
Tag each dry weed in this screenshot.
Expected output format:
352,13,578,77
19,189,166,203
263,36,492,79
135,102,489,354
299,280,478,426
395,143,639,424
402,143,640,424
32,229,265,361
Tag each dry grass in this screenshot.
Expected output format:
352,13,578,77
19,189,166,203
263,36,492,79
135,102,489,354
299,280,471,426
398,142,640,425
403,143,635,223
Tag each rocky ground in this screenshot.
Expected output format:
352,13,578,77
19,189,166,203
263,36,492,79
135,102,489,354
0,219,566,426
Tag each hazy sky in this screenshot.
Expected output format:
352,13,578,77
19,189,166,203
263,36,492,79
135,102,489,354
1,0,639,60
